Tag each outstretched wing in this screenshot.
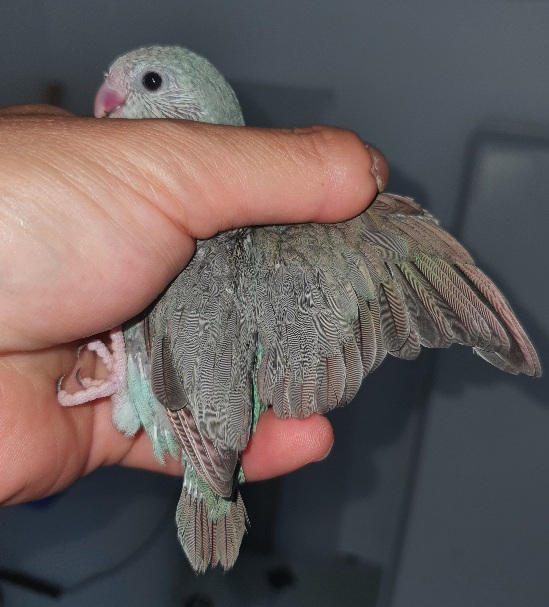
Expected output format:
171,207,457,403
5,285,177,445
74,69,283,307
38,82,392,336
254,193,541,419
147,231,255,498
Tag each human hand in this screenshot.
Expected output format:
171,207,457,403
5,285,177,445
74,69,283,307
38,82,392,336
0,105,387,505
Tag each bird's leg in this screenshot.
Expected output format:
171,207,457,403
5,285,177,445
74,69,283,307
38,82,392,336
57,326,127,407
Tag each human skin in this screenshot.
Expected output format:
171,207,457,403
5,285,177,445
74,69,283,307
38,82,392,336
0,104,388,506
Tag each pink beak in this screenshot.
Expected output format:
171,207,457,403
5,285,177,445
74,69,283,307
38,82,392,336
94,82,126,118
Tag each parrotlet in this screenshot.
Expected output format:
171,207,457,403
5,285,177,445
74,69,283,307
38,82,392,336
58,45,541,573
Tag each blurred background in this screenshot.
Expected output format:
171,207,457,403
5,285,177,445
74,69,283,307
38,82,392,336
0,2,547,605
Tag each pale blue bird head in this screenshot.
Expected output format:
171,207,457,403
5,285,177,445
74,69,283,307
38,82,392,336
94,45,244,126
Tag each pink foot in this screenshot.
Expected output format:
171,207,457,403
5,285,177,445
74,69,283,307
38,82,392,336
57,327,127,407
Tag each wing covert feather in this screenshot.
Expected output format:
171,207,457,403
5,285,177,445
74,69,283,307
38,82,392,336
254,193,540,419
148,231,255,496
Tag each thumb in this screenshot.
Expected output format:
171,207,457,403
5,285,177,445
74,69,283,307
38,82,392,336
101,119,388,238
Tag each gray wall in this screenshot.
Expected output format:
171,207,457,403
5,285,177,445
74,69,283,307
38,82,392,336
389,130,549,607
0,2,547,604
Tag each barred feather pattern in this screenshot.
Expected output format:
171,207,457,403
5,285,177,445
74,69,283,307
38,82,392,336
252,193,540,421
102,46,540,573
147,233,256,572
145,191,540,572
175,454,249,574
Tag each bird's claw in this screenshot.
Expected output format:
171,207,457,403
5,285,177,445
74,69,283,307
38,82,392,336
57,326,127,407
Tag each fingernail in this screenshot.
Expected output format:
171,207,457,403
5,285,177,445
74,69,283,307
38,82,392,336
364,143,389,192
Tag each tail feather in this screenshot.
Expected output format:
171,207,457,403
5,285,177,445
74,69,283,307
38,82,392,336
176,481,249,573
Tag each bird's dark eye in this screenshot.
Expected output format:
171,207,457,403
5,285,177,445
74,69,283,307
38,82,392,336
142,71,163,92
